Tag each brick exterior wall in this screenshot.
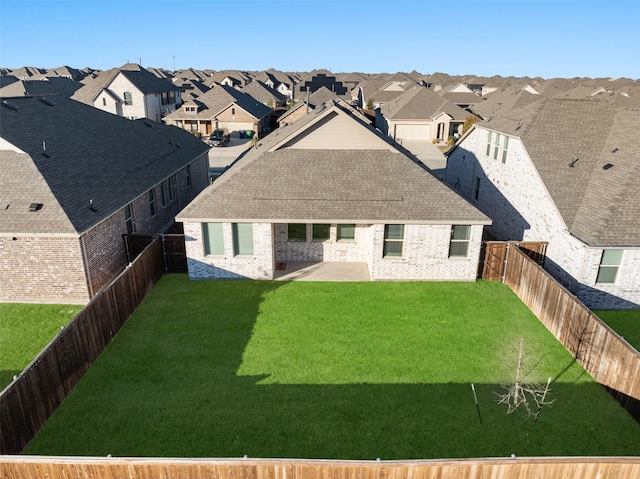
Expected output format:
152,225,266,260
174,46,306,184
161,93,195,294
446,127,640,309
1,154,209,303
368,224,483,281
0,236,89,303
184,222,483,282
183,222,274,279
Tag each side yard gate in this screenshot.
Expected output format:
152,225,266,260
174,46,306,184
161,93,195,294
124,233,187,274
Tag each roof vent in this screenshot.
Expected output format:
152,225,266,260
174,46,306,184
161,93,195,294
143,120,154,128
29,203,43,212
2,100,19,111
89,199,97,212
40,97,56,107
569,158,579,168
611,147,618,153
603,163,614,170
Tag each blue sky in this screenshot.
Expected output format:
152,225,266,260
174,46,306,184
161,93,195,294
1,0,638,79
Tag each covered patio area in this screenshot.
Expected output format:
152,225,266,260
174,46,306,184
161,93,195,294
273,262,371,281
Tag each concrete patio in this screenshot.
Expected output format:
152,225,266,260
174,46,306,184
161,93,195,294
273,262,371,281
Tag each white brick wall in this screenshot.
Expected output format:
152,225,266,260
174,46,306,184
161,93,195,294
446,127,640,308
184,222,482,282
184,222,274,279
368,224,482,281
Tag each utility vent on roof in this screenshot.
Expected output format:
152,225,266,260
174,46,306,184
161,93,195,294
603,163,614,170
40,97,55,107
29,203,43,212
2,100,19,111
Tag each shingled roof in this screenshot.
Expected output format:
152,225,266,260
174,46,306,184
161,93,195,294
1,95,209,235
178,102,490,225
380,85,468,120
478,99,640,246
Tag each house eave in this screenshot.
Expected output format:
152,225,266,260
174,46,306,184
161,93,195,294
176,216,492,226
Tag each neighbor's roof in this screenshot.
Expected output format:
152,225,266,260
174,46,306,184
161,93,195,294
178,102,490,225
479,99,640,246
0,95,209,235
380,85,468,121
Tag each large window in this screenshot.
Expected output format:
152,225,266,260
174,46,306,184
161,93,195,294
124,203,135,234
596,249,623,284
312,224,330,241
449,225,471,257
337,224,355,241
233,223,254,255
486,130,509,163
123,92,132,105
203,223,224,256
383,224,404,257
288,223,306,241
473,176,481,201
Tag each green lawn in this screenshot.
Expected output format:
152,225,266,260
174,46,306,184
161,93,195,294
23,276,640,459
595,310,640,351
0,303,81,390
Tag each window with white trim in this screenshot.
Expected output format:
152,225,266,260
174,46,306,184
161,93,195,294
337,224,355,241
124,92,132,105
233,223,254,255
312,224,330,241
288,223,306,241
449,225,471,257
203,223,224,255
383,224,404,257
124,203,135,234
596,250,623,284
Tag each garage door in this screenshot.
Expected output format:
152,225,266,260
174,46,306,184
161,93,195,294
395,124,430,141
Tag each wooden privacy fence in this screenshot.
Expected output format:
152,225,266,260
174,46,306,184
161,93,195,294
0,238,165,455
478,241,547,281
2,456,640,479
485,243,640,420
124,233,187,274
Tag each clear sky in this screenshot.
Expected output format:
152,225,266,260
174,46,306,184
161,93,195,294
1,0,638,79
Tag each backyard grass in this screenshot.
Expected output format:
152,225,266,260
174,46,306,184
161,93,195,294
0,303,81,390
595,310,640,351
23,276,640,459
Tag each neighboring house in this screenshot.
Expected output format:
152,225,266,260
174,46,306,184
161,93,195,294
176,101,490,281
163,84,272,138
256,68,297,99
0,76,83,98
72,63,182,122
206,70,252,88
445,99,640,309
240,80,287,108
470,85,542,121
0,95,210,303
297,71,348,96
438,83,483,109
376,85,469,142
351,79,413,109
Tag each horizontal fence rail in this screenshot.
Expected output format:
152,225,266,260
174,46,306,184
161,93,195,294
489,243,640,420
2,456,640,479
0,238,165,455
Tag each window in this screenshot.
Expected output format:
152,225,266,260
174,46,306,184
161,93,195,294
596,250,623,284
186,165,192,188
485,131,492,156
383,224,404,257
161,92,169,105
233,223,254,255
231,107,236,115
337,224,355,241
288,223,306,241
473,176,481,201
190,120,198,131
176,120,183,128
203,223,224,255
124,92,132,105
449,225,471,257
502,136,509,163
312,224,330,241
102,97,106,106
493,133,501,160
148,189,156,216
124,203,135,234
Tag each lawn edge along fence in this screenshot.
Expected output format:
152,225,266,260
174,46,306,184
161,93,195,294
0,238,164,455
2,455,640,479
484,242,640,421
